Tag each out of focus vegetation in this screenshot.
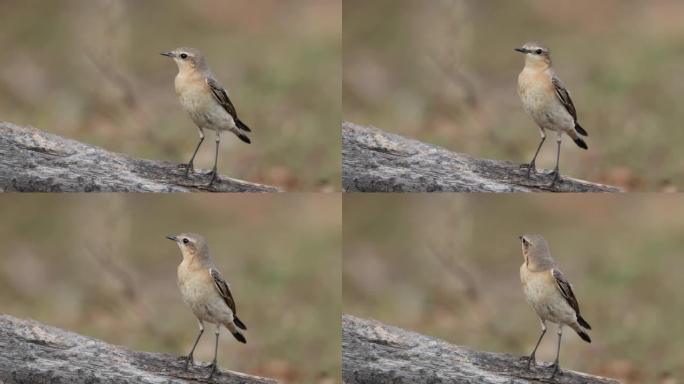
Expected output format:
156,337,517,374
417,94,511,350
344,0,684,191
343,194,684,383
1,0,340,191
0,195,341,384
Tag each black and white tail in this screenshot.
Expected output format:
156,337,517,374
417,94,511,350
572,122,588,149
226,319,247,343
573,136,588,150
572,315,592,343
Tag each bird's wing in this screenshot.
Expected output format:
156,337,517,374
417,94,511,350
551,75,578,122
206,77,239,121
552,268,581,315
209,268,237,315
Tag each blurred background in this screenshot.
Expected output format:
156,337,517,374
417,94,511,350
343,0,684,191
344,194,684,383
1,0,341,191
0,194,341,384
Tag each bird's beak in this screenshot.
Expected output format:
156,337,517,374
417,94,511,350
514,47,528,54
160,51,176,58
166,234,178,242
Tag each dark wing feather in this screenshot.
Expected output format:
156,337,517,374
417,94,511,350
552,269,581,315
206,77,239,122
209,268,237,315
551,76,578,122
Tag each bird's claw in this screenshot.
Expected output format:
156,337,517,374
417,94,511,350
183,354,194,371
184,162,195,178
547,170,561,187
519,162,537,178
549,362,561,378
207,361,218,379
524,355,536,370
207,170,218,186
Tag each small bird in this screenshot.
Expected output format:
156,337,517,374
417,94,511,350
515,42,588,187
167,233,247,379
161,47,251,185
518,234,591,378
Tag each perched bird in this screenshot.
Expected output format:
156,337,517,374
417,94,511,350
515,42,588,187
167,233,247,379
161,47,251,185
518,234,591,378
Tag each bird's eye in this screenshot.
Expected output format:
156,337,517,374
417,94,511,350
180,53,188,59
182,238,189,244
535,49,543,55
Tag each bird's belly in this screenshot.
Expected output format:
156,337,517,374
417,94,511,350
178,275,235,325
177,87,234,132
519,83,573,133
178,277,218,323
522,272,575,325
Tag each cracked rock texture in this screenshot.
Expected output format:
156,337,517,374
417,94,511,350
342,122,621,193
0,121,280,192
342,315,620,384
0,314,277,384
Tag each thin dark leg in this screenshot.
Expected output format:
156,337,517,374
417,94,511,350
550,327,563,378
208,132,220,186
185,132,205,177
207,328,220,379
548,137,562,187
184,325,204,370
526,323,547,369
521,133,546,178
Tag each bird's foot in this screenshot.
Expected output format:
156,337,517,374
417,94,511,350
519,162,537,178
183,354,194,371
547,170,561,187
522,354,536,370
184,162,195,178
207,169,218,186
549,362,561,379
206,361,218,380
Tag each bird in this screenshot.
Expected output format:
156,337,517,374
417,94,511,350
161,47,251,186
515,42,588,187
166,233,247,379
518,234,591,378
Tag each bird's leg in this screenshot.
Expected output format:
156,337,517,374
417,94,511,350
521,131,546,178
208,130,220,186
549,325,563,378
184,321,204,370
185,129,205,177
526,320,547,369
207,325,220,379
548,133,562,187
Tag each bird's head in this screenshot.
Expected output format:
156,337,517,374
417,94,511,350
519,233,551,269
161,47,208,72
515,42,551,67
166,232,209,260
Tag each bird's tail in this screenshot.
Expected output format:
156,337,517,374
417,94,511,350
569,123,588,149
571,321,591,343
575,122,588,137
234,316,247,331
225,321,247,344
231,128,251,144
577,314,591,330
236,118,251,132
572,135,589,149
